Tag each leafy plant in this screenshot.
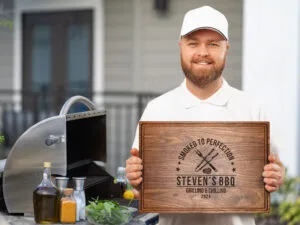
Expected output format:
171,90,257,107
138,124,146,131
0,19,13,29
258,169,300,225
276,173,300,225
279,198,300,225
0,135,4,144
85,199,134,225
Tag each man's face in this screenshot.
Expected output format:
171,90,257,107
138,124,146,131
179,29,229,88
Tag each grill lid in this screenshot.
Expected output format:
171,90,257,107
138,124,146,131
3,95,106,213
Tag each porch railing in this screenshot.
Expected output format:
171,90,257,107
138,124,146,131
0,90,159,175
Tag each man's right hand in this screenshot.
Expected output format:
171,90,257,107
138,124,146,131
125,148,143,198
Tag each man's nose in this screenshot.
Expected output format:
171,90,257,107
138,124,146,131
197,44,209,57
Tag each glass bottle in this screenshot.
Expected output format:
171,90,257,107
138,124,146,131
33,162,60,224
116,166,127,197
73,177,86,221
60,188,76,223
55,177,69,220
55,177,69,197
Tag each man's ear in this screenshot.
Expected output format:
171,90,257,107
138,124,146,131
224,42,229,56
178,40,182,47
226,42,230,51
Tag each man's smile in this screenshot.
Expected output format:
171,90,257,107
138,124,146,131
193,61,213,67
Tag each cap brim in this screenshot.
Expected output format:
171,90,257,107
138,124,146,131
181,27,228,40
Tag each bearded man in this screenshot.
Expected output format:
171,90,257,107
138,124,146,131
126,5,284,225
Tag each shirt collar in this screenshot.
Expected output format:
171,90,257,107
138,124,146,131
180,78,232,109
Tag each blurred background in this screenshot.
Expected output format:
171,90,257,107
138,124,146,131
0,0,299,196
0,0,299,224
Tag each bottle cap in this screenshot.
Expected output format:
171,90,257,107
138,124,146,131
72,177,86,190
63,188,74,195
55,177,69,190
44,162,51,168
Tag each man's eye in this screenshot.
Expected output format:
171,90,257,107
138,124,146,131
188,42,197,46
208,42,219,47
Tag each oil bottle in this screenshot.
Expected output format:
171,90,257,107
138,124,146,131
33,162,60,224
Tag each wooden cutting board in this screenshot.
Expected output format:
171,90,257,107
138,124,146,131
139,122,270,213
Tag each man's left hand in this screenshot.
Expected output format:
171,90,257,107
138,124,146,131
262,154,285,192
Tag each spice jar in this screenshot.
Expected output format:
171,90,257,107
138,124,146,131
73,177,86,221
60,188,76,223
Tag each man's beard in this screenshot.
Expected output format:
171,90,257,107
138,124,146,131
181,55,225,88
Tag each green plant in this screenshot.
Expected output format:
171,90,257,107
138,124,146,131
0,18,13,29
279,198,300,225
0,135,4,144
276,173,300,225
258,169,300,225
85,199,134,225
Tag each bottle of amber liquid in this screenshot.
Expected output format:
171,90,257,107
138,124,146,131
33,162,59,224
60,188,76,223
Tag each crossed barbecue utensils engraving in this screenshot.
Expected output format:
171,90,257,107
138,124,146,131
195,148,219,172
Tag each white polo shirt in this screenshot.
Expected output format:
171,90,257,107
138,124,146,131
132,78,273,225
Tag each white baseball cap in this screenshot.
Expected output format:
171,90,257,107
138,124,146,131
180,6,228,40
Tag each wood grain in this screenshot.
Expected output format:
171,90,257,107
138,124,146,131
139,122,270,213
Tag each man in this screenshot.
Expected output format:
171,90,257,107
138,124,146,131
126,5,284,225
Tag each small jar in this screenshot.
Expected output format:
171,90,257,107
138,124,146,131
60,188,76,223
116,167,127,196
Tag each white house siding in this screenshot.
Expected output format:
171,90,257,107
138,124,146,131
104,0,134,91
0,27,13,98
0,0,13,96
0,21,13,135
104,0,243,92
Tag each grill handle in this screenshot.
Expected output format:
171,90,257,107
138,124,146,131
59,95,96,115
45,134,66,146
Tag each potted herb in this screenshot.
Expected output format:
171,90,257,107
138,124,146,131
0,135,4,144
85,199,136,225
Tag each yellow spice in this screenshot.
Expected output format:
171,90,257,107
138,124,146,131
60,199,76,223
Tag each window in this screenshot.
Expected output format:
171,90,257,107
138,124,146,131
22,10,93,113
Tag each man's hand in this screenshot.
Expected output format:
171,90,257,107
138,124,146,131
262,154,285,192
125,148,143,198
